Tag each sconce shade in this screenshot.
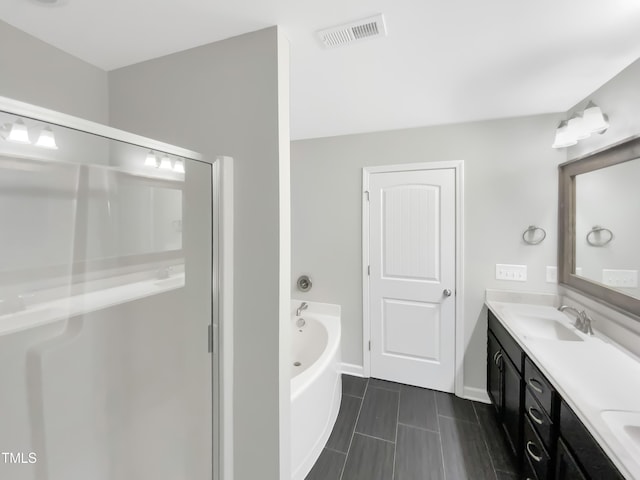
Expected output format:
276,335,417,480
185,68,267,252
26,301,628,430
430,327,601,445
568,113,590,140
145,150,158,167
552,120,577,149
582,101,609,134
173,160,185,173
35,126,58,149
159,154,172,170
8,118,30,144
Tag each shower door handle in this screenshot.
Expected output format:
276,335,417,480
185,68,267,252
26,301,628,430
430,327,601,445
443,289,452,297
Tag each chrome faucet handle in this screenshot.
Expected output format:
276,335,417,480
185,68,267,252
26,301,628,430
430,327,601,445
581,312,595,335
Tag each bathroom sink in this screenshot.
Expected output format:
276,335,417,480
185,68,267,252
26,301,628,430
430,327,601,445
508,315,584,342
601,411,640,459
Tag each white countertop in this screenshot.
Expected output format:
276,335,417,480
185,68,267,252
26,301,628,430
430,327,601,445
486,297,640,480
0,273,185,337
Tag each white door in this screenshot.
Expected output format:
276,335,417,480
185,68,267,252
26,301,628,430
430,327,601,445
367,167,456,392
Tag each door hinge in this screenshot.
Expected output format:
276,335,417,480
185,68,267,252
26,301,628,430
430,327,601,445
367,265,370,276
368,340,371,351
208,324,213,353
364,190,369,201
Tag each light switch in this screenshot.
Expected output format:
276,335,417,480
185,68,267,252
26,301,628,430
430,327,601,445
546,266,557,283
496,264,527,282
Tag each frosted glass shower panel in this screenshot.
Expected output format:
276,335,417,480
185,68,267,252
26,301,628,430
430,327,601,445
0,110,213,480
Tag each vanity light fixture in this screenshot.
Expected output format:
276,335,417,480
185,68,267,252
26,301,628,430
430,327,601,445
552,120,577,149
159,154,173,170
173,159,185,173
552,101,609,149
35,125,58,149
567,113,590,140
145,150,158,167
582,101,609,134
8,118,30,144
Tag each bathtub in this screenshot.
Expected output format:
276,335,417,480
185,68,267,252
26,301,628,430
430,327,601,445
290,301,341,480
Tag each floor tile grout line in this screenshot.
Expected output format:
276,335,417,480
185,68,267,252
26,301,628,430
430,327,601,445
354,431,396,445
436,412,480,425
472,401,500,480
338,377,368,480
436,408,447,480
323,445,348,456
397,421,440,435
391,386,401,480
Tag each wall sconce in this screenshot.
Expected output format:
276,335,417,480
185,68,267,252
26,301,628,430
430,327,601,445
1,117,59,149
552,101,609,149
159,154,173,170
145,150,158,167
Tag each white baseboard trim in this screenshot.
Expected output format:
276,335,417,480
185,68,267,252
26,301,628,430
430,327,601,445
462,386,490,403
341,363,365,377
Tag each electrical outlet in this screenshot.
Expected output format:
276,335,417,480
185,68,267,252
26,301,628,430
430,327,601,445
575,267,583,276
546,266,558,283
602,269,638,288
496,264,527,282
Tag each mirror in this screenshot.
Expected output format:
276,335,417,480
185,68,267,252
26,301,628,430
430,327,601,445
559,136,640,318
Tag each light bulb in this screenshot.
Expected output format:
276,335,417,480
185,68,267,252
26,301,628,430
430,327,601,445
8,118,30,144
582,101,609,134
159,155,172,170
567,113,590,140
145,150,158,167
552,120,577,149
35,125,58,149
173,160,185,173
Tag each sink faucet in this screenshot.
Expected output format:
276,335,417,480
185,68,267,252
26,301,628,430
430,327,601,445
558,305,594,335
296,302,308,317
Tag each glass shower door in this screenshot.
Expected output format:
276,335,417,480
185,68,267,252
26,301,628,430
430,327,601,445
0,111,215,480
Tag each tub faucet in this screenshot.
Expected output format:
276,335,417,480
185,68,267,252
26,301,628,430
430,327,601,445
296,302,308,317
558,305,594,335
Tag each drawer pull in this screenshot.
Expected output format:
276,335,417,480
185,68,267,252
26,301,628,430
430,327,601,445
528,378,544,394
528,406,544,425
526,441,543,463
493,351,503,365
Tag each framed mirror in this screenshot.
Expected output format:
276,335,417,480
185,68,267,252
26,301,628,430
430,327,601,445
559,135,640,319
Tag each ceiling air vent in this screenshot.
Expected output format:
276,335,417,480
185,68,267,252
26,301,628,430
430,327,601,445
317,14,387,48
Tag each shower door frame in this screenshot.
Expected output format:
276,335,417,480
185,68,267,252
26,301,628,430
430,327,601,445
0,96,225,480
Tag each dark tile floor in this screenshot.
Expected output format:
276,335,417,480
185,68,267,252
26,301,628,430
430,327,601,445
306,375,518,480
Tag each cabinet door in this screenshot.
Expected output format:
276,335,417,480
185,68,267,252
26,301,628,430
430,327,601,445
487,332,503,416
556,438,587,480
503,355,522,457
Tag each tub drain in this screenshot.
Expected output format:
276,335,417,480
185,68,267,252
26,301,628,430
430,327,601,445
294,361,301,367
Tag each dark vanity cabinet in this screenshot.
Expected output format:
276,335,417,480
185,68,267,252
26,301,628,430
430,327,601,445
487,310,625,480
487,312,524,460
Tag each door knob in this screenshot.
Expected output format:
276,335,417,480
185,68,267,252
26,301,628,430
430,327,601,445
443,289,452,297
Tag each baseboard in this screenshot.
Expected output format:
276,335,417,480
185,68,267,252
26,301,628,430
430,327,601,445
463,386,490,403
341,363,365,377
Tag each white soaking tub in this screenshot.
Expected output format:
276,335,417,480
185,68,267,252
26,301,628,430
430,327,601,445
290,300,341,480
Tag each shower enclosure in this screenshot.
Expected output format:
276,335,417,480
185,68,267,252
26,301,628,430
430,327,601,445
0,97,219,480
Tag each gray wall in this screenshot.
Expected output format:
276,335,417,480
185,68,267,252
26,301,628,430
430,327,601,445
0,20,108,123
109,27,290,480
291,114,565,393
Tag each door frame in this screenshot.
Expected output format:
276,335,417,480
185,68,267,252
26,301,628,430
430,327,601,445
362,161,465,397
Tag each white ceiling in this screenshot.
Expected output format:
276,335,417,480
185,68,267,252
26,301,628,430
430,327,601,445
2,0,640,140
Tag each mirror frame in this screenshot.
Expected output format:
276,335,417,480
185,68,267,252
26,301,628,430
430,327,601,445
559,135,640,319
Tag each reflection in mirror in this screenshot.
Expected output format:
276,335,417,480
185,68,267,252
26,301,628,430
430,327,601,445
575,158,640,299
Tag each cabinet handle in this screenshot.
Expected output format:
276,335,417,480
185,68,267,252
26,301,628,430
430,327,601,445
526,441,543,463
493,351,502,364
527,378,544,394
528,407,544,425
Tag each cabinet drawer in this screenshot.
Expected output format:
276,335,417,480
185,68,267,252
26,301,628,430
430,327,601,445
524,416,551,480
560,401,624,480
489,311,523,373
524,357,555,418
525,386,554,452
